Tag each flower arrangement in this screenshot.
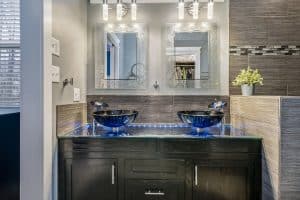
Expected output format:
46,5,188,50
232,66,263,86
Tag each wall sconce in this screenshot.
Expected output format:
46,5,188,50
178,0,185,20
207,0,214,19
131,0,137,21
102,0,108,21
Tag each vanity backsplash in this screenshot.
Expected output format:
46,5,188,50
86,95,230,124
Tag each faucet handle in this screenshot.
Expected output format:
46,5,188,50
90,101,109,112
208,100,227,112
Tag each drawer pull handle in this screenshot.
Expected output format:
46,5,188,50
144,192,165,196
112,164,115,185
195,165,198,186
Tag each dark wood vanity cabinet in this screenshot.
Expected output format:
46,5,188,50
193,160,257,200
63,158,118,200
59,138,261,200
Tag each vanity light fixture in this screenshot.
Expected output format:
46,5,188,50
207,0,214,20
131,0,137,21
178,0,185,20
102,0,108,21
193,0,199,20
116,0,123,21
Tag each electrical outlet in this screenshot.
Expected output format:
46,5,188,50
51,65,60,83
73,88,81,102
51,37,60,56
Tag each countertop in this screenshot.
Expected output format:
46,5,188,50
58,123,262,140
0,108,20,115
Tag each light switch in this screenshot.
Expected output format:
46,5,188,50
73,88,81,102
51,37,60,56
51,65,60,83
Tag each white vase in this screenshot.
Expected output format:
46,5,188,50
241,84,254,96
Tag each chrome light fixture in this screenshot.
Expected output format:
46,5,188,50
116,0,123,21
102,0,108,21
131,0,137,21
207,0,214,20
178,0,185,20
192,0,199,20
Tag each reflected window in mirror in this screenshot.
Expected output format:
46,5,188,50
105,32,137,80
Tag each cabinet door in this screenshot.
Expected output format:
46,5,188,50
193,161,252,200
72,158,117,200
125,180,184,200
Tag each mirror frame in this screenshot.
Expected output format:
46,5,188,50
95,23,148,90
164,22,219,89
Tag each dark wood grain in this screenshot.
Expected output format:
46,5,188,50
59,137,262,200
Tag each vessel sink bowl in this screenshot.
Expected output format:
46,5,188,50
177,111,224,128
93,110,138,128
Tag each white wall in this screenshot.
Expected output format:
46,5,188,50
51,0,87,199
87,2,229,95
20,0,53,199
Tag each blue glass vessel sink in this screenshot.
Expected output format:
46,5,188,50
93,110,138,128
177,111,224,128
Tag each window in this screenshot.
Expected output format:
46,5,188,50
0,0,20,107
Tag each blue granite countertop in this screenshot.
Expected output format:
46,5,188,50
58,123,262,140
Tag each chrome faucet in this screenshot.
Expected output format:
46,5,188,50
90,101,109,112
208,99,227,112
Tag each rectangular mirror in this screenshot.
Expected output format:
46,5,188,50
164,23,219,89
95,23,147,89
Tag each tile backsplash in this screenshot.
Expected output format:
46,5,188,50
56,103,87,136
87,95,230,124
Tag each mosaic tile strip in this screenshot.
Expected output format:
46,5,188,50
230,45,300,56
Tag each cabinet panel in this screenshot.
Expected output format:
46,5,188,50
193,161,252,200
71,158,117,200
125,159,185,180
125,180,184,200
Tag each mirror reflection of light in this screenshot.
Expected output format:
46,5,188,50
116,0,123,21
178,0,185,20
207,0,214,20
102,0,108,21
193,0,199,20
131,0,137,21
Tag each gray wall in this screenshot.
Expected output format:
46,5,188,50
230,0,300,95
52,0,87,199
87,2,229,95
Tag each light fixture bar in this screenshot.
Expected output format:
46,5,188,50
102,0,108,21
193,0,199,20
131,0,137,21
178,0,184,20
207,0,214,19
117,0,123,21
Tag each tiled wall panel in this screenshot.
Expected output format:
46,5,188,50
56,103,87,136
86,95,230,124
230,0,300,96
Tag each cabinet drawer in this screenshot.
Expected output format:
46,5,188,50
125,159,185,180
62,138,157,152
125,180,184,200
160,139,261,154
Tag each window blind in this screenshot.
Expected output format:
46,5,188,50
0,0,20,107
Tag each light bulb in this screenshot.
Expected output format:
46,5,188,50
207,0,214,20
102,3,108,21
131,3,137,21
178,0,184,20
193,0,199,20
117,2,122,21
